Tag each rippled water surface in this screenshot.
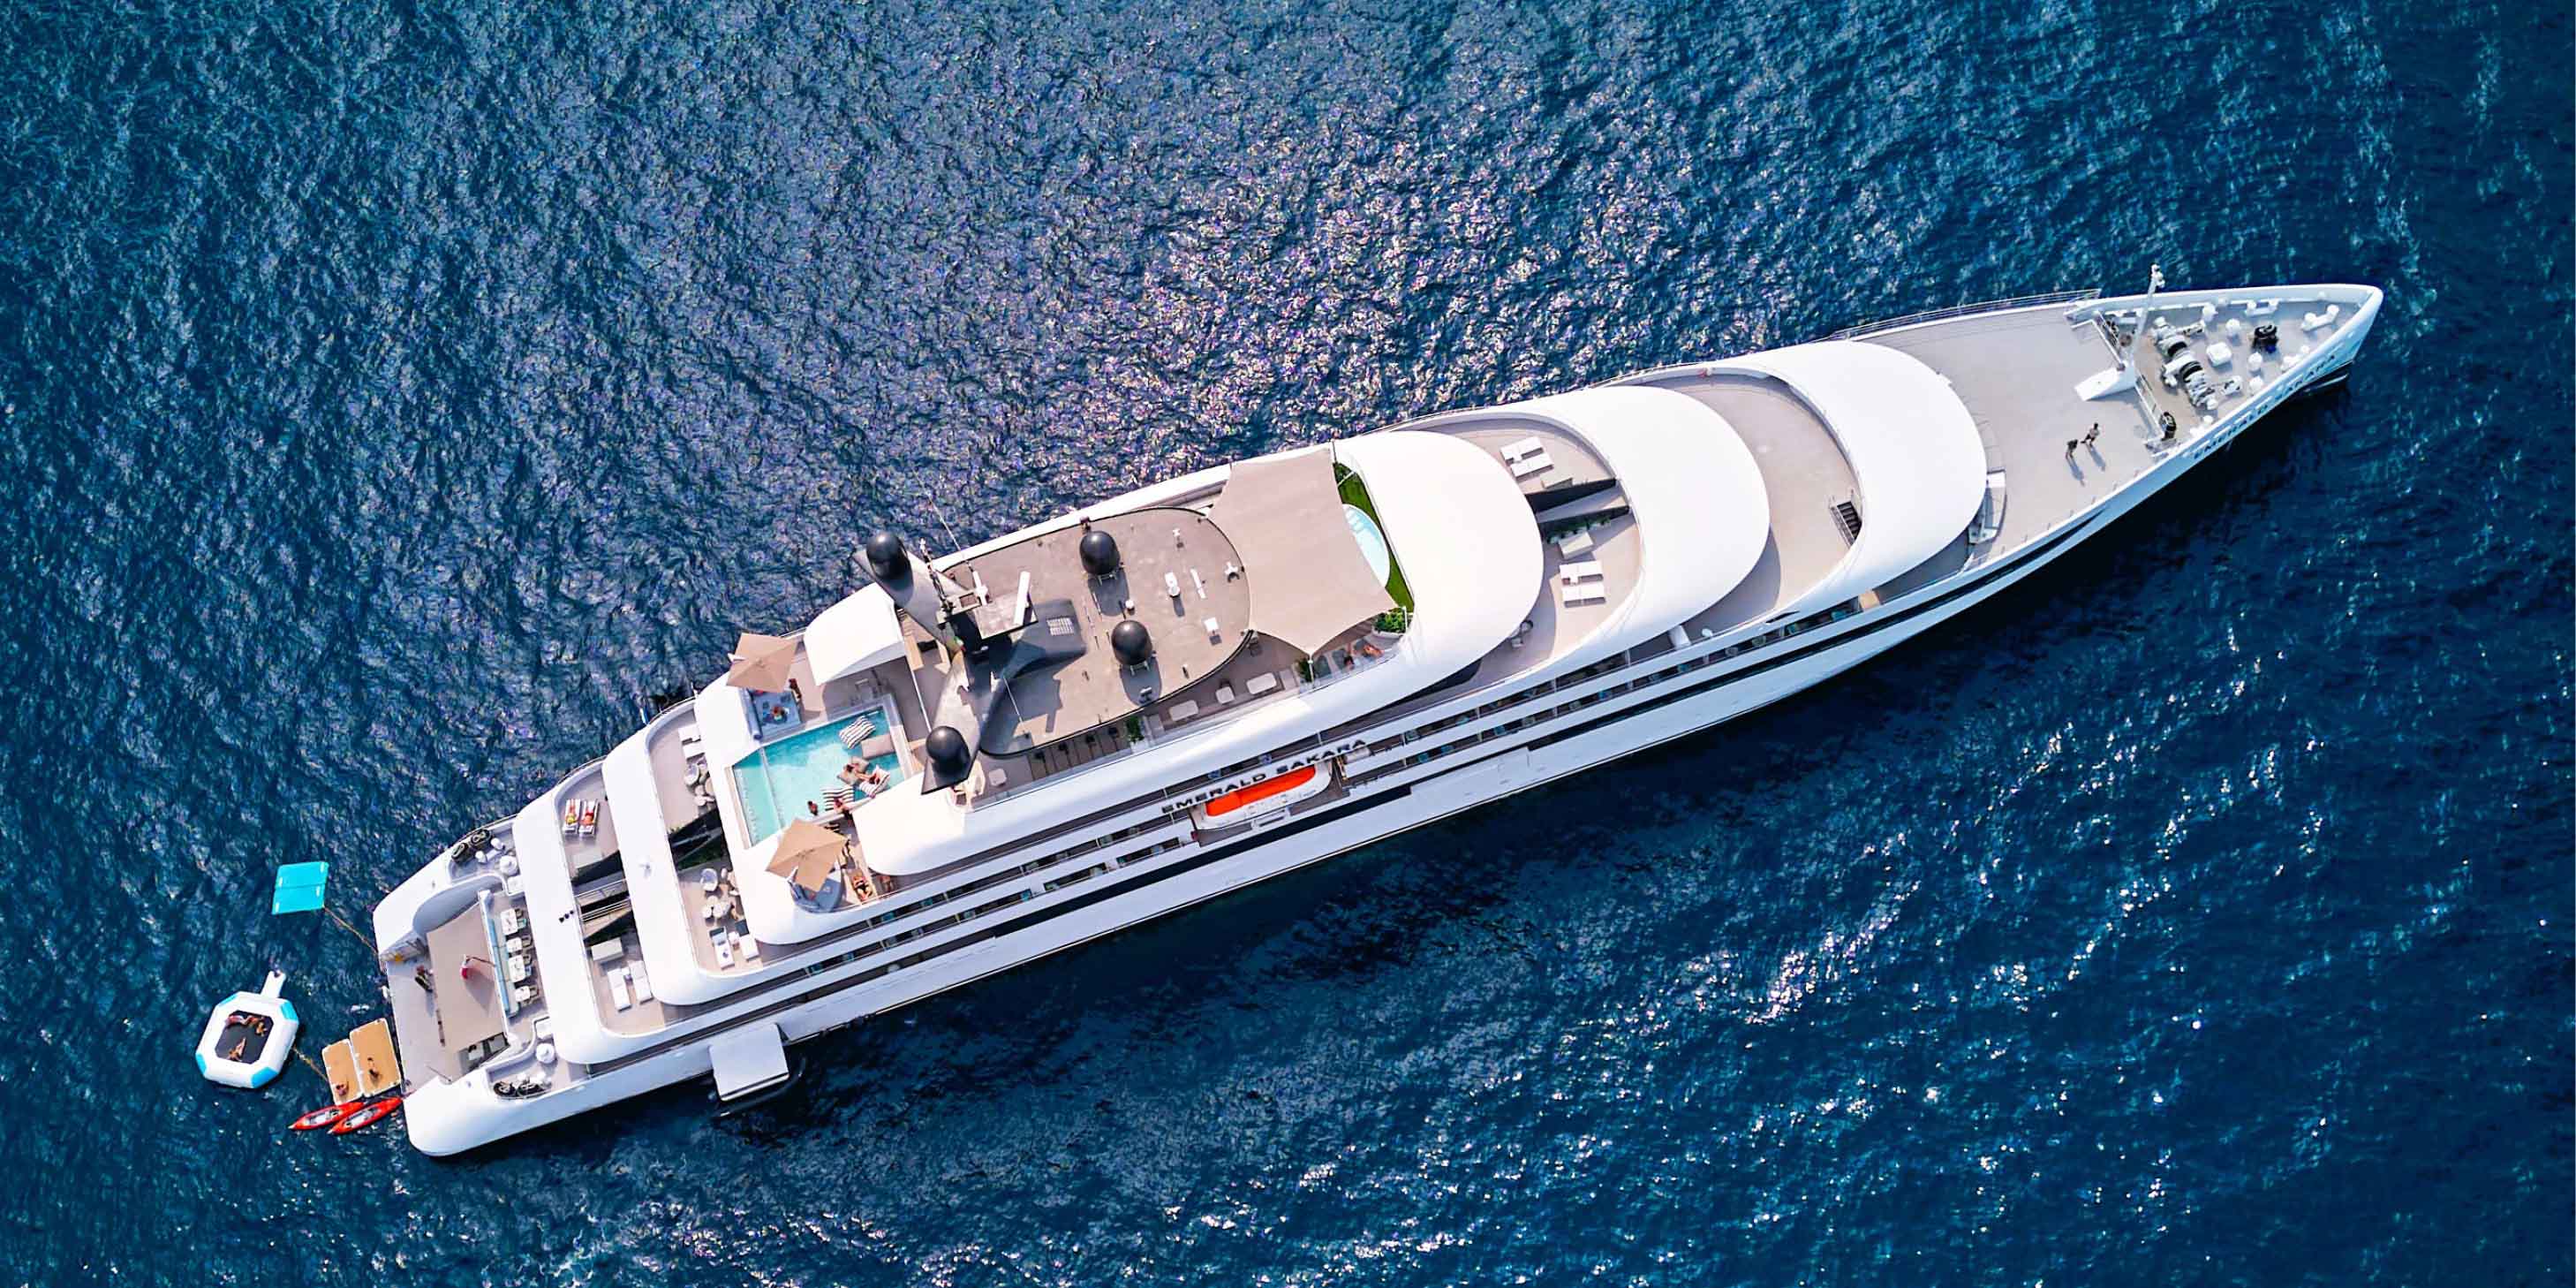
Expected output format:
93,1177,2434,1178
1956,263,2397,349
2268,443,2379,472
4,0,2569,1283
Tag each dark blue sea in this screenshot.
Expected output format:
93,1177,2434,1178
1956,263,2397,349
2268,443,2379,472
3,0,2567,1283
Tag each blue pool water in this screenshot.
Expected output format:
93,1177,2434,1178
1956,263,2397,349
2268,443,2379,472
737,708,901,842
1,0,2566,1282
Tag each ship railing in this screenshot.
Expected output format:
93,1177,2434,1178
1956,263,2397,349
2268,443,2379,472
1824,289,2101,340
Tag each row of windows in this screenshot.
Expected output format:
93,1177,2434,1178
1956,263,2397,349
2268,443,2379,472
818,610,1838,953
1352,606,1859,780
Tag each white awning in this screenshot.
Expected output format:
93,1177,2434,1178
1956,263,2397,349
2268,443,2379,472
805,584,909,682
1332,431,1544,672
1711,340,1987,616
1207,446,1394,655
1500,387,1771,671
709,1021,790,1100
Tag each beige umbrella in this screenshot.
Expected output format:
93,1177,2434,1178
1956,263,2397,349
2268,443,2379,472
726,632,798,692
765,819,849,896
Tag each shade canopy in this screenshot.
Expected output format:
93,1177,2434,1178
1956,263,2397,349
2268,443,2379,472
1710,341,1986,618
805,585,908,683
765,819,849,895
425,907,507,1057
725,632,799,692
1207,446,1395,655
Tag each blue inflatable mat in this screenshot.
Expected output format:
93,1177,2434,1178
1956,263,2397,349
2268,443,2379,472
271,861,329,914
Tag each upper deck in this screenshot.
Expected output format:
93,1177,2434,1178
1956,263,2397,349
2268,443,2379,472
940,506,1253,757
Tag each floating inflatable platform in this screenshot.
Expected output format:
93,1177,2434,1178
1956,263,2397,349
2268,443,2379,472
195,970,298,1089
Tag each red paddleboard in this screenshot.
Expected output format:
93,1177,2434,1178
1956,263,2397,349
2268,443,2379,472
290,1102,362,1132
329,1095,404,1134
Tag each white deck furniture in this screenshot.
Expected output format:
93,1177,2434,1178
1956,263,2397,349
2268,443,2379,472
1245,672,1277,696
1561,583,1608,607
1554,528,1595,557
1500,436,1545,462
1510,451,1555,479
1558,559,1604,583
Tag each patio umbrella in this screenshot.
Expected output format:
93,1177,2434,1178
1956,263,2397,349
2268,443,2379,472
726,632,798,692
765,819,848,896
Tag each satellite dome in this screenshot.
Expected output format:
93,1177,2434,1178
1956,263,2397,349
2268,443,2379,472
924,725,971,772
1110,619,1152,666
1077,528,1120,576
863,531,910,581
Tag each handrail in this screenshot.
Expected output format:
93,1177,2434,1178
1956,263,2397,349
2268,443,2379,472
1824,289,2100,340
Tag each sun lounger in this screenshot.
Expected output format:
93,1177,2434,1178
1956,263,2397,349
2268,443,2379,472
1562,583,1608,608
740,937,759,962
579,800,599,837
589,939,623,964
608,971,632,1011
561,799,580,835
628,966,653,1004
1500,436,1545,463
1558,559,1604,583
715,939,736,969
1511,451,1555,479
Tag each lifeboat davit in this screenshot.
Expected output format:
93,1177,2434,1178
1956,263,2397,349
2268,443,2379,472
1191,761,1333,829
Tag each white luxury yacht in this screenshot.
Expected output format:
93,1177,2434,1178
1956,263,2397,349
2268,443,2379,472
371,281,2381,1154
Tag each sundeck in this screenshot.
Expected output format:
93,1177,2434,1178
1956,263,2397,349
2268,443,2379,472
369,280,2383,1154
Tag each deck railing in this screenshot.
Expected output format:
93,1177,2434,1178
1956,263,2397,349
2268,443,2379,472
1824,289,2101,340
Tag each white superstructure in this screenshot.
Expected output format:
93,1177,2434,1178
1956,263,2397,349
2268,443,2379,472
370,281,2383,1154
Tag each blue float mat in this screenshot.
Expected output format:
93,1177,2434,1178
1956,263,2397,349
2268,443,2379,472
271,861,329,914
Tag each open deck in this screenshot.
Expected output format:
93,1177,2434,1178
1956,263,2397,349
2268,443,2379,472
949,509,1252,756
1867,302,2157,557
1626,369,1862,629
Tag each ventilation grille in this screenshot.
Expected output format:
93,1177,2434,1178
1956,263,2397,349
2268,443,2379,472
1830,500,1863,543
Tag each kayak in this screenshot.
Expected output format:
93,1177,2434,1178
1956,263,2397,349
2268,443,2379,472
329,1095,404,1135
289,1101,362,1132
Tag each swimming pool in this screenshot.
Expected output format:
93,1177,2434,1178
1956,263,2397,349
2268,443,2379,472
734,706,903,844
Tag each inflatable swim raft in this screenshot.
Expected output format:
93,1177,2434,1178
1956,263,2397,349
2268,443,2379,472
195,969,298,1089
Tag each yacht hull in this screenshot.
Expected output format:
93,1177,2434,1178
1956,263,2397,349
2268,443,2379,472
391,284,2378,1155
